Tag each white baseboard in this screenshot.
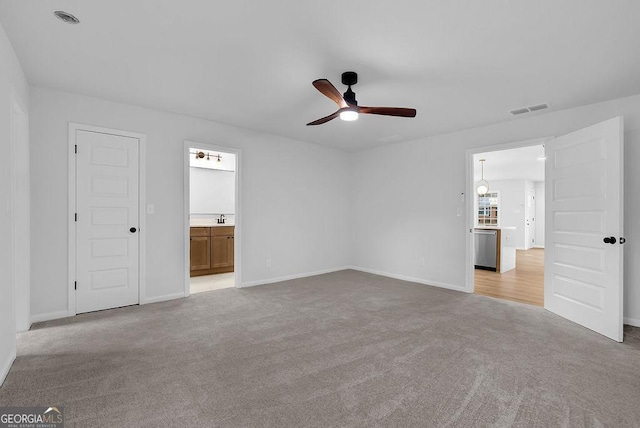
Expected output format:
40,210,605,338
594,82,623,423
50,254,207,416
142,292,185,305
16,322,32,333
532,245,545,249
239,266,352,288
30,310,70,324
348,266,467,293
624,317,640,328
0,349,16,387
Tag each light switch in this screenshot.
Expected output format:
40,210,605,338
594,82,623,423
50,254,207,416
147,204,155,214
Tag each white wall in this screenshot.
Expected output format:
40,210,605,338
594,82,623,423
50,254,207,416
190,168,235,216
534,181,545,248
0,21,29,385
29,87,351,320
351,93,640,325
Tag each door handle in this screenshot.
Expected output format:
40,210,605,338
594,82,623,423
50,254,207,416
130,227,137,233
603,236,616,244
620,237,626,244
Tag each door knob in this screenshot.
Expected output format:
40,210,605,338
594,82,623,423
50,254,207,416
620,237,626,244
603,236,616,244
130,227,137,233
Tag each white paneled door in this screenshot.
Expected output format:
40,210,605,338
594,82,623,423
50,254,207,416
75,130,140,313
525,188,535,249
545,117,624,341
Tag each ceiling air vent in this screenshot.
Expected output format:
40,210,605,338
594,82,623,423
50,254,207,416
510,103,549,116
54,11,80,24
528,103,549,112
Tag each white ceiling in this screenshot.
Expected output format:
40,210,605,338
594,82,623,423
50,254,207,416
2,1,640,151
474,145,545,182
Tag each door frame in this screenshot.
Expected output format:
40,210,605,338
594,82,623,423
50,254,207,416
183,141,242,296
67,123,147,317
465,136,551,293
11,93,30,332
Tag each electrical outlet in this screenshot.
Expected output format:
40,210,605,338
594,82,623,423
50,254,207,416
419,257,426,266
146,204,155,214
266,259,272,268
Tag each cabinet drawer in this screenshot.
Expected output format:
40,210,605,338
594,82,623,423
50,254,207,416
212,226,234,236
190,227,210,237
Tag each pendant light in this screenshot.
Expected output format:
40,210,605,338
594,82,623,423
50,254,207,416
476,159,489,195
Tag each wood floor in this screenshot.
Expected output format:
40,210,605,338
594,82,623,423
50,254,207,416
474,248,544,306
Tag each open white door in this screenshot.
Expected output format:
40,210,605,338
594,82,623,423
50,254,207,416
545,117,624,341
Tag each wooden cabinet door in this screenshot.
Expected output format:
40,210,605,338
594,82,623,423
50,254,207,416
211,235,232,268
227,236,234,266
190,236,211,271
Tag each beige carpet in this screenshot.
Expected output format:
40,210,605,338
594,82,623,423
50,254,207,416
1,270,639,427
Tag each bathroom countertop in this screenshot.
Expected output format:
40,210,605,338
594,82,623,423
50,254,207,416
190,221,235,227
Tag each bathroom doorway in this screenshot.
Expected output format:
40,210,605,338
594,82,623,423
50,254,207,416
184,142,241,295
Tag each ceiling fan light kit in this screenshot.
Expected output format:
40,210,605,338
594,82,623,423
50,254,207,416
307,71,417,126
339,110,359,121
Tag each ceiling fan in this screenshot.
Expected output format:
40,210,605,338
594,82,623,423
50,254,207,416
307,71,417,126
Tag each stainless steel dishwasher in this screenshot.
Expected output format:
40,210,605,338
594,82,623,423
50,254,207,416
474,229,498,271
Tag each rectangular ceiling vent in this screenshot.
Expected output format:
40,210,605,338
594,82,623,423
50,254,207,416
510,103,549,116
528,103,549,112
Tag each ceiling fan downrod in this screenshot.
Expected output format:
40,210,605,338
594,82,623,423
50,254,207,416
342,71,358,106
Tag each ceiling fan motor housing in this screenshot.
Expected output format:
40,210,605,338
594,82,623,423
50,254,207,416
343,87,357,105
342,72,358,105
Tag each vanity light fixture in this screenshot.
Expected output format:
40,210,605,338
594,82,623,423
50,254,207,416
191,151,223,162
476,159,490,195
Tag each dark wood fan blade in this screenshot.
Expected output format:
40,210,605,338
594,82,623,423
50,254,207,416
312,79,348,108
306,110,341,126
359,106,417,117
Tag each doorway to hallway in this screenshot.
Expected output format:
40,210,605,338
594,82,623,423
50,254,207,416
470,144,546,307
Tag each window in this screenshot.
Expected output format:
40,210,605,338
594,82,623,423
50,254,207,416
477,191,499,226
